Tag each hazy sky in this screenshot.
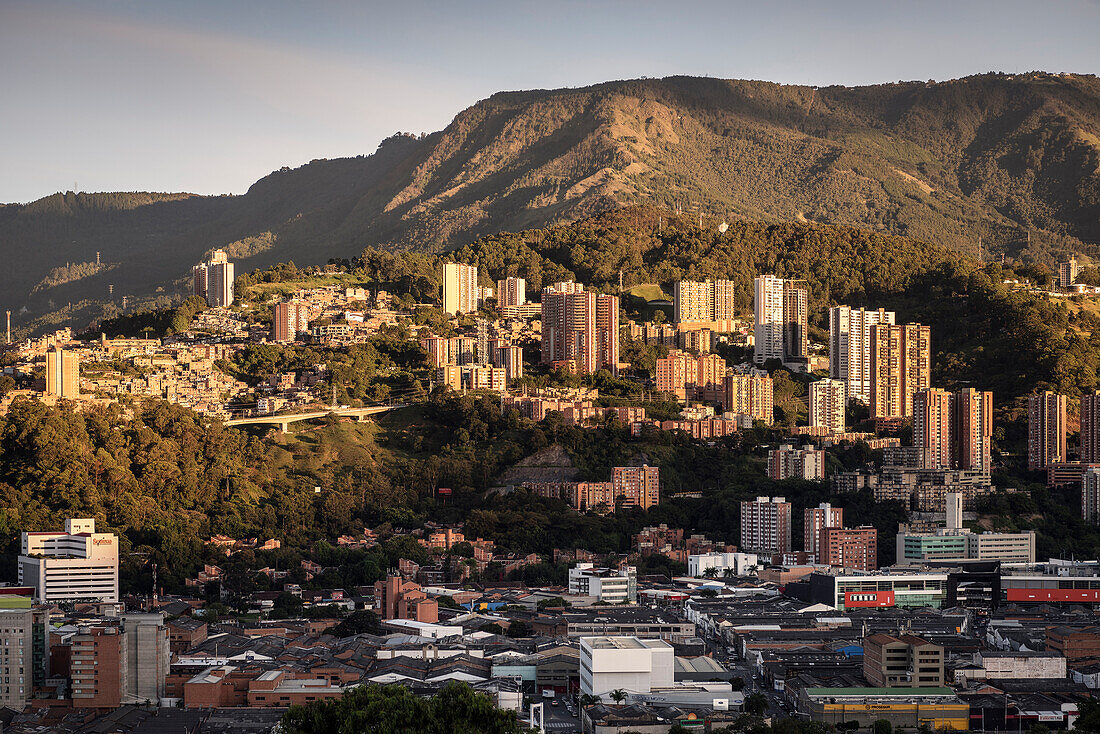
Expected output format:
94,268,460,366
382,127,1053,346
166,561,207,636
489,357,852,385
2,0,1098,203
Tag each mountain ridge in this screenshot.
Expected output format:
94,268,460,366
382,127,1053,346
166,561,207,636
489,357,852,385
3,71,1100,329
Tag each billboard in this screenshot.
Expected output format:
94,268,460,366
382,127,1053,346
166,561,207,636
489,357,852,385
844,590,895,607
1006,588,1100,603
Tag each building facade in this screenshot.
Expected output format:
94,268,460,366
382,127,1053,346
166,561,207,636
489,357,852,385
442,263,478,315
804,503,844,555
818,526,878,571
673,279,736,324
1028,391,1067,471
568,564,637,604
740,496,792,554
753,275,807,366
610,465,660,510
272,301,310,342
869,323,931,418
829,306,895,404
724,373,773,423
19,518,119,604
809,378,846,433
193,249,234,307
496,277,526,308
46,346,79,398
768,445,825,481
540,283,619,375
1082,391,1100,463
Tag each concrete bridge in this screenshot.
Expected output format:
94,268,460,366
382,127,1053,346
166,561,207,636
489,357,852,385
223,404,405,432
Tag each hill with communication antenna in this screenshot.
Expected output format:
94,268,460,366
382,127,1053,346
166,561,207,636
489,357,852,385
2,71,1100,334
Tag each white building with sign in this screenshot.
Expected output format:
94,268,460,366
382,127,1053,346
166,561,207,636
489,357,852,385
19,518,119,603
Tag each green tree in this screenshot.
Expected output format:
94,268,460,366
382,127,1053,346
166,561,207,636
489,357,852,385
744,693,768,716
609,689,627,706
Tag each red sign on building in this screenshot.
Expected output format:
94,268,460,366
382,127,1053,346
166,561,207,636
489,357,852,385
1006,588,1100,603
844,590,895,607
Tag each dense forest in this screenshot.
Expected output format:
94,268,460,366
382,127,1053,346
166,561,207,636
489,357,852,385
5,72,1100,336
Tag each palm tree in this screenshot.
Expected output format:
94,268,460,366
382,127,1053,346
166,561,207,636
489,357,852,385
579,693,601,708
744,692,768,715
609,689,627,706
702,567,719,579
746,564,759,577
722,567,736,581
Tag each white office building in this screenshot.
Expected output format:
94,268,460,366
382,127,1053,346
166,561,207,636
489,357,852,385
19,518,119,604
688,552,760,578
568,563,637,604
579,636,674,699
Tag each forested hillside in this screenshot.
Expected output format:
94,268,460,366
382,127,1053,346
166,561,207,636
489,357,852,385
4,72,1100,335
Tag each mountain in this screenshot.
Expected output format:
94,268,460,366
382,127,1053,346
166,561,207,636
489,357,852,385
3,72,1100,332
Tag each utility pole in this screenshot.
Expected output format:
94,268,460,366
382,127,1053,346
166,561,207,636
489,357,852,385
5,311,9,344
96,251,100,266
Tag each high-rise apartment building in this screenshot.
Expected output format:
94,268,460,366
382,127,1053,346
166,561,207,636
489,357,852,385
1060,258,1080,289
272,301,310,342
955,387,994,473
829,306,895,404
610,465,660,510
768,445,825,481
724,373,773,423
45,346,79,398
19,518,119,604
442,263,478,315
0,596,47,711
809,378,847,433
655,351,697,401
540,283,619,375
1084,467,1100,523
673,279,737,324
869,323,931,418
1028,391,1067,471
914,388,955,470
819,526,878,571
753,276,807,365
192,249,234,307
492,344,524,382
1082,391,1100,463
496,277,526,309
740,496,792,554
804,502,844,554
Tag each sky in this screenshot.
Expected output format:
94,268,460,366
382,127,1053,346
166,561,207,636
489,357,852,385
1,0,1098,203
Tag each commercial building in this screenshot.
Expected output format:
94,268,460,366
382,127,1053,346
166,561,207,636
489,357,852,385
540,283,619,375
740,496,792,554
19,517,119,604
767,444,824,481
896,528,1036,564
829,305,895,404
192,249,234,307
753,275,807,366
579,636,674,700
1028,391,1067,471
45,346,79,398
809,378,846,433
673,279,736,324
610,465,660,510
442,263,478,315
272,301,310,342
863,633,944,688
797,687,967,731
688,552,760,578
1082,391,1100,463
568,564,637,604
804,503,844,555
869,323,931,418
724,373,773,423
819,526,877,571
496,277,526,308
833,466,993,512
804,569,950,610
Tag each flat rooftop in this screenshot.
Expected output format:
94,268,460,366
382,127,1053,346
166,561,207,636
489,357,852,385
583,636,672,650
